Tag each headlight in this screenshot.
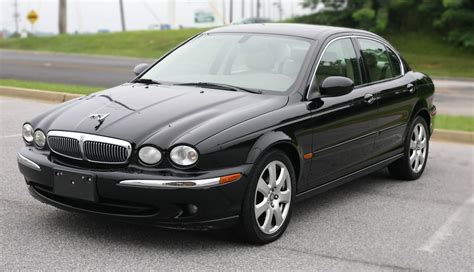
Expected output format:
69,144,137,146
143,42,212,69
34,130,46,148
138,146,162,165
170,145,198,166
22,123,34,143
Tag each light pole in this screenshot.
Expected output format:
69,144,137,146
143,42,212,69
222,0,226,24
58,0,67,34
119,0,126,31
230,0,233,23
13,0,19,35
256,0,261,18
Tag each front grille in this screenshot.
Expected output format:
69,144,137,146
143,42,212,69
84,141,129,163
47,131,132,164
48,136,82,159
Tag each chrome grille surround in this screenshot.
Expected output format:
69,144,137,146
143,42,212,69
47,131,132,164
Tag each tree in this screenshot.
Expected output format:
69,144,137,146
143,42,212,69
434,0,474,47
300,0,474,48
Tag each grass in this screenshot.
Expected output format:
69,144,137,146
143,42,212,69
384,32,474,78
435,115,474,132
1,28,473,78
0,28,204,59
0,79,101,95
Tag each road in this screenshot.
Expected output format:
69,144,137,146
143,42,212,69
1,49,473,116
0,49,148,87
0,96,473,271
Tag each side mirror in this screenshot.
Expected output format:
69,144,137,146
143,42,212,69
133,63,149,76
319,76,354,97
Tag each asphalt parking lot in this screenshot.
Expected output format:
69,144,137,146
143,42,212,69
1,96,472,271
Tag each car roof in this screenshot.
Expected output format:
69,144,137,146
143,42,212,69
205,23,379,41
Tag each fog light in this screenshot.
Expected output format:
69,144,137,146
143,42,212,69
138,146,162,165
187,204,198,215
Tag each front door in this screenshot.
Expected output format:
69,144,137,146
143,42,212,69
303,37,379,190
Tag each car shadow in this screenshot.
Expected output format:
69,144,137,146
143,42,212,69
42,168,398,247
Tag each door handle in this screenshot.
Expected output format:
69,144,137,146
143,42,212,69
364,94,376,104
407,83,415,93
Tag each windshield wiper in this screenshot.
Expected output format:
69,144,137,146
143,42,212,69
133,78,162,85
174,82,262,94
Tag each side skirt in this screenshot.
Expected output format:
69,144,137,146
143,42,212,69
295,154,403,202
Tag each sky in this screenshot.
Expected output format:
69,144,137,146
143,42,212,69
1,0,317,34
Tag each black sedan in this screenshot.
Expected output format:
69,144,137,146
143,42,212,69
18,24,436,244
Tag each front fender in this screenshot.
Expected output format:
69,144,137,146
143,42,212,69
246,131,304,184
245,131,299,164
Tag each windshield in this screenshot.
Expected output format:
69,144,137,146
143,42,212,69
140,33,312,93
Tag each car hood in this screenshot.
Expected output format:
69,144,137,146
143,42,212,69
35,84,288,147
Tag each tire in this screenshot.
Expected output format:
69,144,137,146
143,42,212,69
388,116,429,180
238,149,296,244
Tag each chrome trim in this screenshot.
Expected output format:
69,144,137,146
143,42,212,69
315,131,377,154
379,123,407,133
17,153,41,171
118,178,220,189
306,35,405,100
47,131,132,164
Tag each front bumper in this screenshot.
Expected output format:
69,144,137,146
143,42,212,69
18,147,253,230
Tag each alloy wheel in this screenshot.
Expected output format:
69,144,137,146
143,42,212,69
254,160,291,234
409,123,427,173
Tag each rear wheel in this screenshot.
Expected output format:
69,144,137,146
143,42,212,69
388,116,429,180
239,150,295,244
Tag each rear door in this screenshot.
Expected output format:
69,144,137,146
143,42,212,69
303,37,379,190
356,38,415,159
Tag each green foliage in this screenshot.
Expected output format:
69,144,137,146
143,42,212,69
434,1,474,47
301,0,474,48
373,7,389,33
287,9,355,27
352,8,376,30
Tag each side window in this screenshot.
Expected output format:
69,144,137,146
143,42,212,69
315,38,362,90
358,39,395,82
386,47,402,77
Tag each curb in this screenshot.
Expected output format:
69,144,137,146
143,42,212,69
1,86,472,145
431,129,474,145
0,86,83,102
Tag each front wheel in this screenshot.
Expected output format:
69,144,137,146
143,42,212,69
388,116,429,180
238,150,296,244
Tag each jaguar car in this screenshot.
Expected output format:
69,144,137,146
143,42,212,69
18,24,436,244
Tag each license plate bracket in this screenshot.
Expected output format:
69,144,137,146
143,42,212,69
53,169,97,202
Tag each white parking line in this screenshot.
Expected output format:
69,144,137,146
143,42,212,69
1,133,22,139
418,194,474,253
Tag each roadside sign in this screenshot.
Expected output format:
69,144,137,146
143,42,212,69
27,10,38,25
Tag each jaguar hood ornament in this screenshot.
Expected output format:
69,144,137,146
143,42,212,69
89,113,110,130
